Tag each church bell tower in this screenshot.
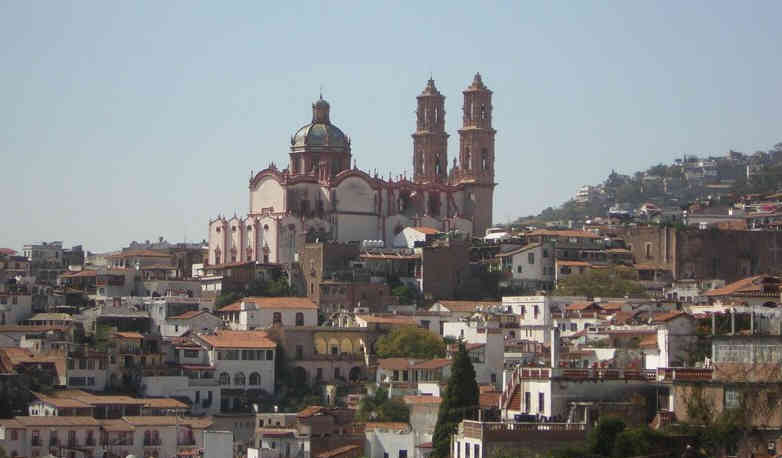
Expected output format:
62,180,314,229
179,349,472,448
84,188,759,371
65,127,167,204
412,78,448,184
458,73,496,236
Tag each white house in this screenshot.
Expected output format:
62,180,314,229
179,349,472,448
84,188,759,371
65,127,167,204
442,320,504,388
364,423,416,458
195,330,277,410
495,243,555,291
162,310,223,337
217,297,318,330
393,226,441,249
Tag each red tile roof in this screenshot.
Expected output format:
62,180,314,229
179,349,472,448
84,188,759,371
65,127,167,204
219,296,318,312
316,445,361,458
479,392,501,408
115,331,144,339
169,310,207,320
705,275,779,297
651,311,691,323
403,395,442,405
378,358,416,370
198,330,276,349
565,302,600,311
408,226,440,235
413,359,452,370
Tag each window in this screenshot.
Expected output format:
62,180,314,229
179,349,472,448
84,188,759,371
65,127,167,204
570,323,577,331
481,148,489,170
474,444,479,458
334,368,341,379
219,372,230,385
543,248,549,258
296,345,303,360
266,350,274,360
273,312,282,325
645,243,652,259
184,349,198,358
465,442,470,458
534,306,539,319
393,370,399,381
421,320,430,330
10,430,17,441
539,392,545,413
456,441,460,458
249,372,261,386
528,253,535,264
725,388,741,409
234,372,246,386
524,392,531,412
295,312,304,326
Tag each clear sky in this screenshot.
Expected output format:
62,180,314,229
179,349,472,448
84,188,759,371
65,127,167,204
2,1,781,253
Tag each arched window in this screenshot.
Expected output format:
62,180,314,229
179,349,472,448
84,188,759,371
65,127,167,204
214,249,221,265
480,104,486,120
481,148,489,170
234,372,246,386
219,372,230,385
465,148,471,170
295,312,304,326
249,372,261,386
273,312,282,325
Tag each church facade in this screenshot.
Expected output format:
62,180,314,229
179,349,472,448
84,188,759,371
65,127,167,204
207,73,497,266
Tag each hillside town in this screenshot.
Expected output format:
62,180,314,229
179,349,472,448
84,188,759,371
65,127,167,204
3,73,782,458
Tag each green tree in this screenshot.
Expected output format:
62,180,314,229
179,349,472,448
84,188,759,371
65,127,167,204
391,284,417,305
553,266,647,298
375,326,446,359
431,342,480,458
356,387,410,422
587,417,625,456
214,291,242,308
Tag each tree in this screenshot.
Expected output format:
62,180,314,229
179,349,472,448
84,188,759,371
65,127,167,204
587,417,625,456
214,291,242,309
391,284,417,305
553,266,647,298
375,326,446,359
356,387,410,422
431,342,480,458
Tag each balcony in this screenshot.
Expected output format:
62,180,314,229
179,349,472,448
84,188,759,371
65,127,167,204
31,439,42,447
85,437,96,446
68,439,78,448
189,378,218,387
144,439,162,446
178,438,196,446
49,439,59,447
656,367,713,382
460,420,586,440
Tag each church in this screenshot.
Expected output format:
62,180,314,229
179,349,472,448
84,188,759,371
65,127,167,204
207,73,498,265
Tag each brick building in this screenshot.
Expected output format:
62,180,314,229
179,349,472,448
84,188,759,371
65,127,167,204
619,226,782,282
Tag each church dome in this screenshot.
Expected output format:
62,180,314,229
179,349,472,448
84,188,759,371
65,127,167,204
293,123,348,148
291,96,349,149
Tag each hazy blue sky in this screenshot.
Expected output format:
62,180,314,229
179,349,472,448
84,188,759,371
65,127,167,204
2,1,781,252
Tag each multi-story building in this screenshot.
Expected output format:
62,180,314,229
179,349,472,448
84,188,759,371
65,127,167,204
207,74,498,267
193,330,277,410
217,297,319,330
